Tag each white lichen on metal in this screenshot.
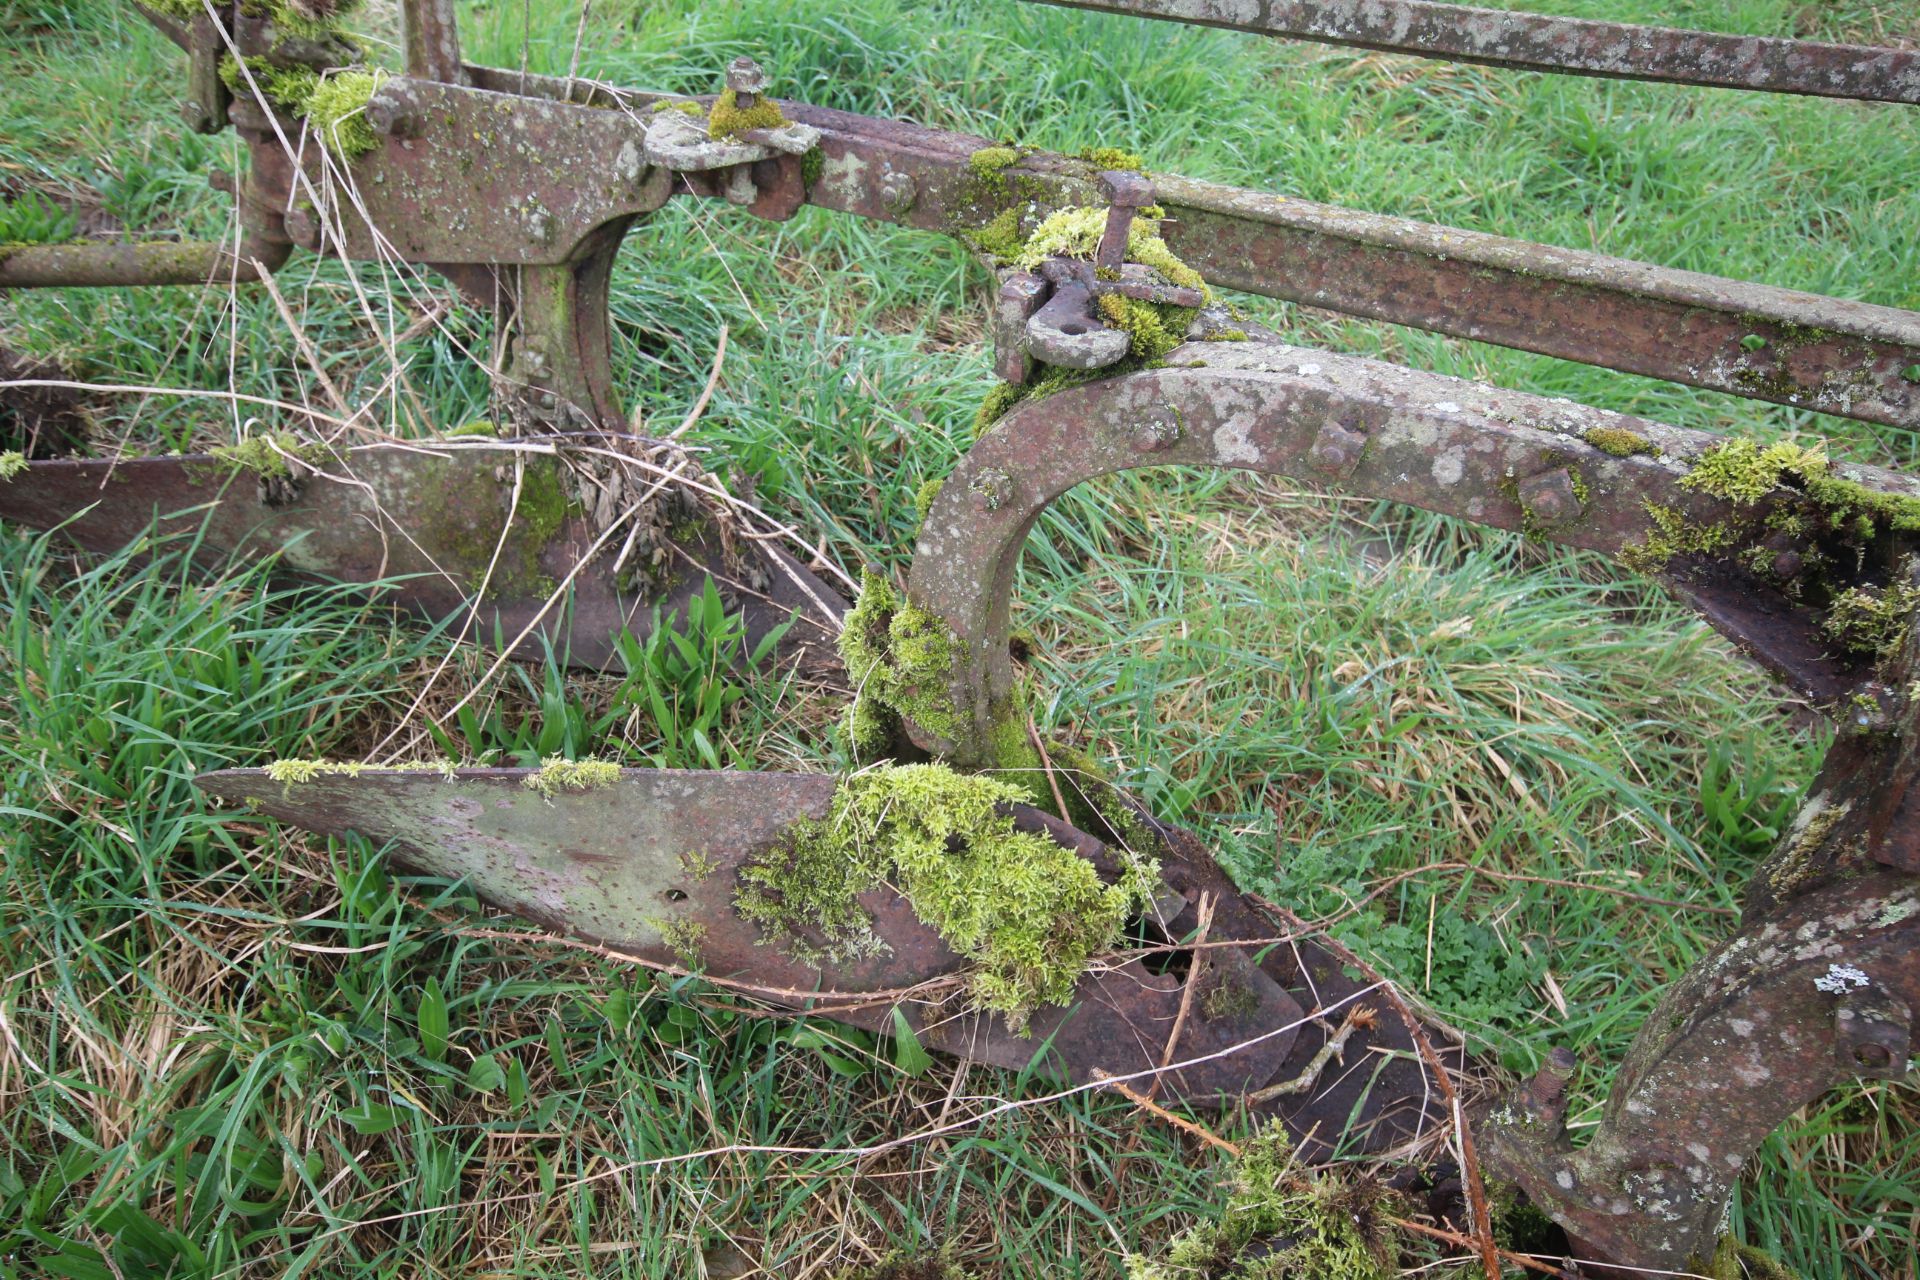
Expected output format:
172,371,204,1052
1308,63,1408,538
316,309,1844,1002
1814,962,1871,994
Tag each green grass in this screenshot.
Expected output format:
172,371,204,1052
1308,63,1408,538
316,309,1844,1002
2,0,1918,1276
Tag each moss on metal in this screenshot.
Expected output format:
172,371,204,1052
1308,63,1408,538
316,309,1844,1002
0,451,27,480
1015,205,1208,296
304,69,385,159
707,88,786,139
521,755,621,798
1583,424,1658,458
1822,583,1918,659
1694,1236,1802,1280
733,763,1158,1030
1123,1124,1396,1280
1097,292,1192,361
654,916,708,966
208,431,330,480
911,475,945,532
839,568,964,755
218,56,384,159
1078,146,1145,172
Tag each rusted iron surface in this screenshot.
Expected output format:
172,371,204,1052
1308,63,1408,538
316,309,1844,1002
338,79,674,266
333,67,1920,427
194,759,1456,1145
29,14,1920,424
0,442,845,673
1032,0,1920,104
192,766,1314,1108
1482,627,1920,1266
402,0,467,85
1151,175,1920,429
0,239,273,288
906,339,1920,764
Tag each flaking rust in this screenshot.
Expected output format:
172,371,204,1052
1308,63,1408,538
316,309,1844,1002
4,2,1917,1271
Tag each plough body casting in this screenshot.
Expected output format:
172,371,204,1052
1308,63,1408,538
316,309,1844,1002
2,1,1917,1271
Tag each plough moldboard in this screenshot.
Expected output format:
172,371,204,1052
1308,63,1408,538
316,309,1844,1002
2,0,1917,1273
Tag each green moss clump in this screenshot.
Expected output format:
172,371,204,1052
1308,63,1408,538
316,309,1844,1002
707,87,786,139
655,917,708,966
912,476,945,532
0,451,27,481
446,420,499,438
265,758,366,787
1619,502,1734,574
209,431,330,480
973,380,1027,434
236,0,367,42
220,57,321,116
1016,205,1207,296
522,755,621,798
650,99,706,117
1696,1236,1802,1280
839,569,963,755
305,69,384,159
1822,584,1918,659
1096,293,1194,361
1583,425,1658,458
1798,470,1920,537
217,57,382,159
1079,146,1145,172
965,207,1026,263
969,146,1023,178
1680,437,1830,505
734,763,1158,1031
1124,1125,1396,1280
801,145,825,189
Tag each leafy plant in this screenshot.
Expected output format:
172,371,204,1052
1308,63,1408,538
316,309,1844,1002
608,576,791,769
0,189,76,243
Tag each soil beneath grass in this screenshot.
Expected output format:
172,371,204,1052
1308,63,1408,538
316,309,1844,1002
0,346,90,457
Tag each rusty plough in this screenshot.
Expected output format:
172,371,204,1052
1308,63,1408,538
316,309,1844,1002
3,0,1917,1272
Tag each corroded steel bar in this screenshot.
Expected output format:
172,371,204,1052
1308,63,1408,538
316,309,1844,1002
401,0,467,84
191,766,1309,1108
1150,175,1920,429
905,339,1920,764
0,240,269,288
1031,0,1920,105
1484,612,1920,1266
0,442,843,672
456,70,1920,427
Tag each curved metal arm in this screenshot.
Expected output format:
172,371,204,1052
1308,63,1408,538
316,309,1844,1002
904,339,1920,766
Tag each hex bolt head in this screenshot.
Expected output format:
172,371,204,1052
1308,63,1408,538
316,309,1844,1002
1518,467,1584,525
725,56,769,107
366,87,421,139
1307,421,1368,477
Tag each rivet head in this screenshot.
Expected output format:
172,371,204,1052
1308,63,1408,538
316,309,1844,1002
879,171,917,216
284,205,320,250
969,468,1014,512
1133,411,1181,453
366,88,420,139
1518,467,1583,525
1307,421,1367,476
